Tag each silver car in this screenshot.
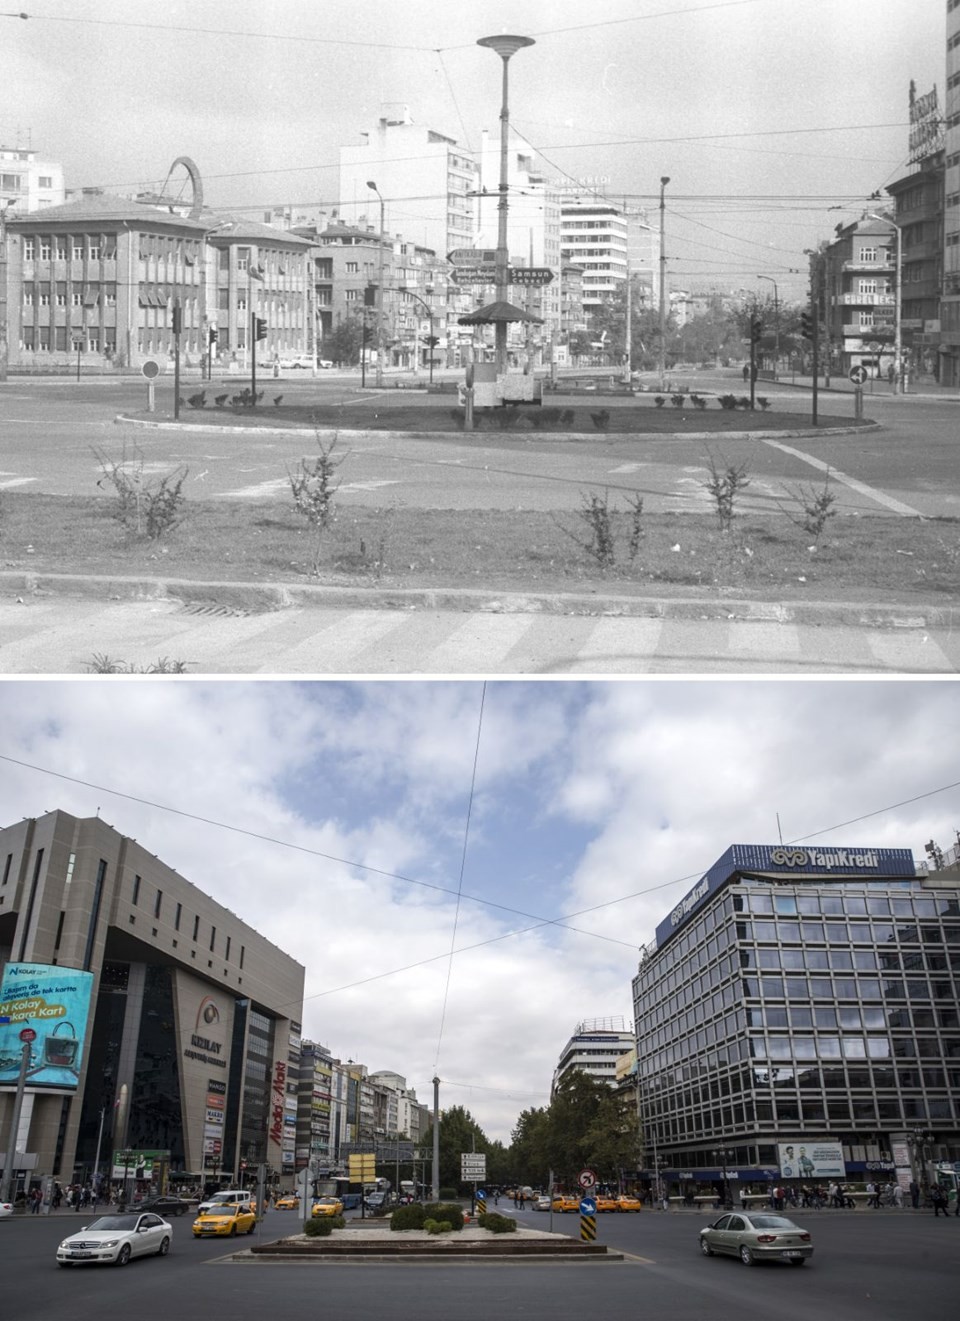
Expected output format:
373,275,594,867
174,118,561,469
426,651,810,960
699,1212,813,1267
56,1212,173,1266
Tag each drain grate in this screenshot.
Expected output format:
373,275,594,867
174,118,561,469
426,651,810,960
179,602,250,619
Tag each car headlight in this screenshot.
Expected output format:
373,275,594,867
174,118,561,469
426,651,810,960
101,1240,120,1248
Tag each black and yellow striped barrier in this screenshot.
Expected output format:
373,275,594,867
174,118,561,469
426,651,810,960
476,1195,486,1216
580,1213,597,1241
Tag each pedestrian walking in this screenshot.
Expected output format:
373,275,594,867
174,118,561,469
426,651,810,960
931,1184,948,1217
909,1180,920,1209
893,1183,903,1208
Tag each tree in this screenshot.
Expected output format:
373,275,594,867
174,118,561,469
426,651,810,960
324,319,363,366
419,1104,490,1193
508,1107,551,1188
538,1071,634,1186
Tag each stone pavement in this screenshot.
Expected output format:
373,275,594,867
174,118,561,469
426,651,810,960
2,577,959,675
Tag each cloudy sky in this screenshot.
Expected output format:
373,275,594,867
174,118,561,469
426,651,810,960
1,678,959,1141
2,0,945,306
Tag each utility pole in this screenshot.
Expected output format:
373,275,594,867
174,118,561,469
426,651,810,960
622,198,632,384
367,182,386,387
658,176,670,392
431,1076,440,1202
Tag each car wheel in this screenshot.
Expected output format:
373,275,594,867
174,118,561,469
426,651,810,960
700,1238,713,1256
157,1236,170,1257
115,1244,131,1267
176,1207,185,1216
739,1245,754,1267
788,1257,807,1267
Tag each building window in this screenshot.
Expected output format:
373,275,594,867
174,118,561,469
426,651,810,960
858,247,878,263
56,242,67,260
175,901,182,931
73,242,83,260
240,944,245,969
132,874,141,905
23,238,35,260
72,292,82,307
39,240,51,260
345,289,358,302
346,261,359,274
225,935,231,961
89,242,100,260
210,925,216,952
154,888,162,919
193,914,200,941
238,248,250,272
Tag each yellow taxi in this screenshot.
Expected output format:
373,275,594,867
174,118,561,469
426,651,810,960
311,1197,344,1218
552,1194,581,1213
617,1195,643,1212
595,1194,619,1213
192,1201,257,1237
274,1193,299,1210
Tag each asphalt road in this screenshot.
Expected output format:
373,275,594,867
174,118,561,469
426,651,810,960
1,374,958,521
3,1205,957,1321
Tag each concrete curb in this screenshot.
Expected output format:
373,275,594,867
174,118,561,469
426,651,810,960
3,570,958,631
113,413,878,443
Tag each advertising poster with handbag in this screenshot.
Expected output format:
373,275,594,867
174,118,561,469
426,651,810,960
0,962,95,1090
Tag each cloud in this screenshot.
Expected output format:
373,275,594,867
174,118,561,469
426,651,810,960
1,678,957,1141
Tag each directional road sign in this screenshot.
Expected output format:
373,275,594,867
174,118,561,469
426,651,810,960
579,1196,596,1216
509,267,554,286
450,268,496,284
448,248,497,268
578,1168,597,1190
848,364,868,385
461,1152,487,1180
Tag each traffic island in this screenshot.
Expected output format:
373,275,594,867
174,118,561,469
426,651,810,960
242,1223,621,1262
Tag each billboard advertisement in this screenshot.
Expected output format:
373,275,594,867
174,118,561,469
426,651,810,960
0,962,95,1091
778,1142,846,1180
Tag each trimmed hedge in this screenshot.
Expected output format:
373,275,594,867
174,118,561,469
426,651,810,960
477,1212,517,1234
390,1202,427,1231
424,1201,465,1231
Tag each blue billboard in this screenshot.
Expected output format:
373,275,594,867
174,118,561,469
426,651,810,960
654,844,917,948
0,962,95,1091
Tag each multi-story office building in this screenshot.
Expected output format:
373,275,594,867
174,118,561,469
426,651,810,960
632,843,960,1197
3,192,313,371
941,0,960,385
560,198,657,319
0,811,304,1197
552,1017,638,1094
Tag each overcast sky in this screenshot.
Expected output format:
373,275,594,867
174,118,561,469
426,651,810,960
2,678,959,1142
1,0,945,306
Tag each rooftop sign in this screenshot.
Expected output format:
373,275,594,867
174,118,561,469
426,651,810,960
654,843,917,947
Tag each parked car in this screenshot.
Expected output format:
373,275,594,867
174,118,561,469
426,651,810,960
0,1200,14,1219
278,354,317,370
699,1212,813,1267
56,1212,172,1266
311,1197,344,1218
136,1195,191,1217
192,1201,256,1238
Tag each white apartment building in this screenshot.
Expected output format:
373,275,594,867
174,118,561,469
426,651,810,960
0,144,65,214
339,108,478,258
552,1017,637,1095
560,195,657,315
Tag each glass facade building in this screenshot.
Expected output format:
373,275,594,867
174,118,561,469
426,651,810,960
632,845,960,1193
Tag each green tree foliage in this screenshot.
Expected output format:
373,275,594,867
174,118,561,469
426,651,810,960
324,319,363,366
419,1104,490,1191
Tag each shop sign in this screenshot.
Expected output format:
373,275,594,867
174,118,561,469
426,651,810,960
778,1142,845,1179
269,1060,287,1147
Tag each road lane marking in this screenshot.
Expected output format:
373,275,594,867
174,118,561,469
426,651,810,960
760,438,924,516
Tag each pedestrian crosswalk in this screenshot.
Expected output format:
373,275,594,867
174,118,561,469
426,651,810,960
1,594,958,675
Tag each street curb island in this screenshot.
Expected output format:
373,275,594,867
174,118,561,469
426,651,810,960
3,570,958,632
114,413,880,443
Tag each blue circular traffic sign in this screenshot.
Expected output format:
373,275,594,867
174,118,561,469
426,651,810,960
579,1197,596,1215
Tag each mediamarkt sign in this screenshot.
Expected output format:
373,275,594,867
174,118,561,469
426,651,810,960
655,843,916,947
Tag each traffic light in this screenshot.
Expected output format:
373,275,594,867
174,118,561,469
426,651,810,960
209,327,218,345
254,317,268,342
800,310,813,339
171,305,182,335
750,318,762,344
362,324,374,345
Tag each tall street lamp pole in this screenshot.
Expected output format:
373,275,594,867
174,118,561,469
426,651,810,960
658,176,670,392
367,181,386,388
758,275,779,380
477,34,534,378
